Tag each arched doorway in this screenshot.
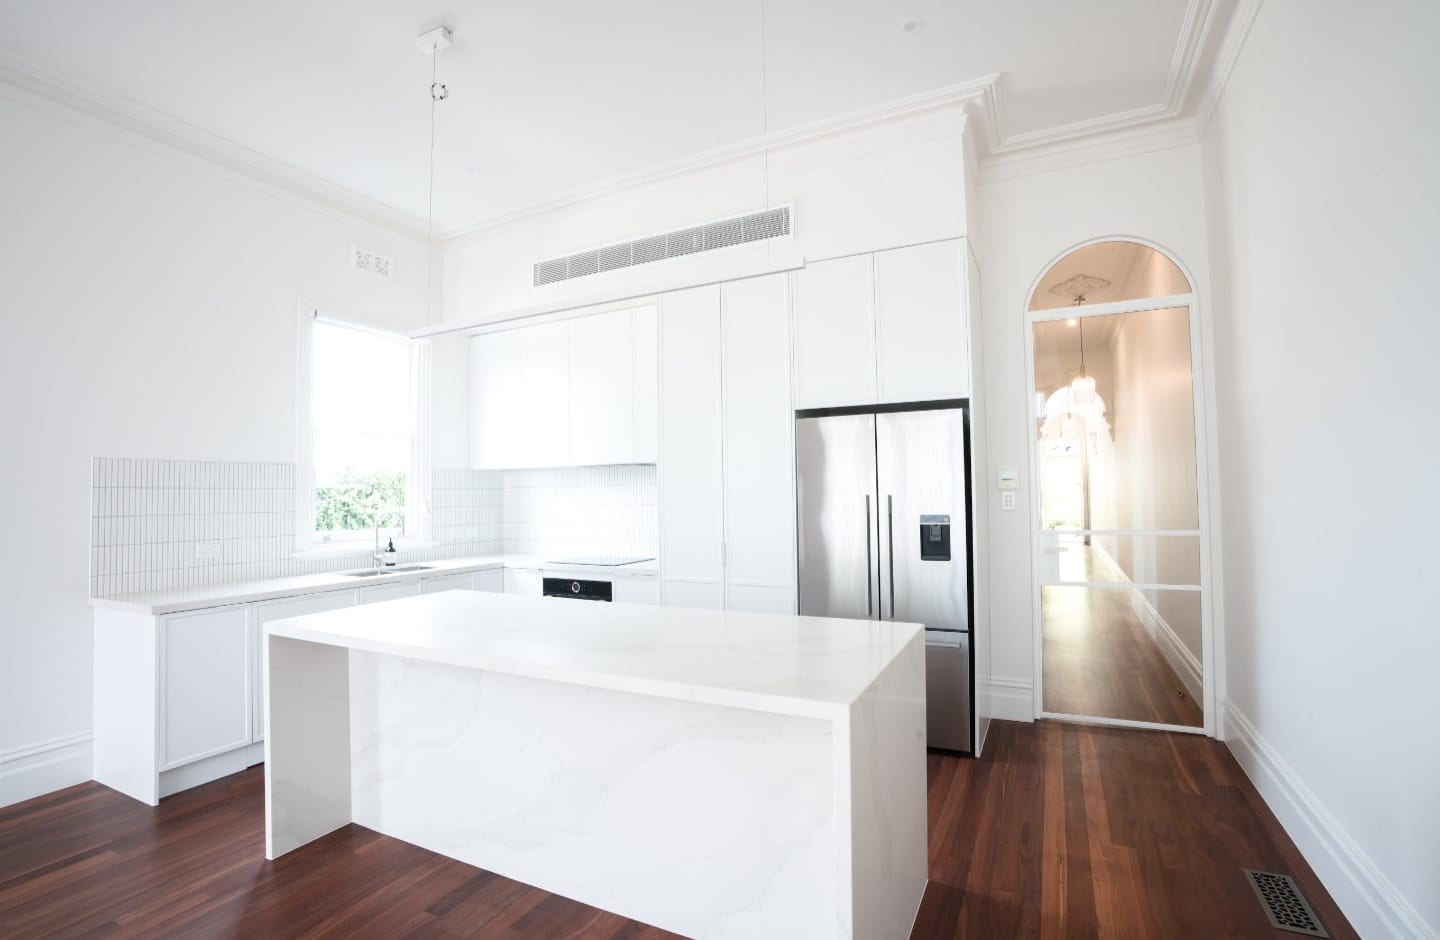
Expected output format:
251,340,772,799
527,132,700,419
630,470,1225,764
1025,238,1213,734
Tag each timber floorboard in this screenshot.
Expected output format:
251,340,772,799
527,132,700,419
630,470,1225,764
0,721,1356,938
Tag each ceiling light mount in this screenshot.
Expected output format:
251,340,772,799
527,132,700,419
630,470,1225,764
901,18,925,33
416,26,453,54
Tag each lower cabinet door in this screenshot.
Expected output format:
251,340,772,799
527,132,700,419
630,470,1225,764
252,590,356,746
505,568,541,595
162,606,251,770
614,578,660,605
420,572,477,593
359,582,421,604
475,568,504,593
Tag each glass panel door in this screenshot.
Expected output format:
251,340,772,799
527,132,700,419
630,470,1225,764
1032,303,1205,729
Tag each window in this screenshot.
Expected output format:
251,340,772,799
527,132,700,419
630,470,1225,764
298,311,426,548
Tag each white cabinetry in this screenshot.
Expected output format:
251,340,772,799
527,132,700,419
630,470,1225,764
658,285,725,610
793,238,971,409
505,567,541,595
161,606,250,770
794,252,876,410
360,581,420,605
720,275,796,613
614,577,661,605
475,568,504,592
470,306,659,470
419,569,505,593
658,274,796,612
874,239,970,403
251,590,355,745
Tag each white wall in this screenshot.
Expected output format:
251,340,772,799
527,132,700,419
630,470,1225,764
973,143,1215,720
0,88,433,804
1202,1,1440,936
442,107,973,325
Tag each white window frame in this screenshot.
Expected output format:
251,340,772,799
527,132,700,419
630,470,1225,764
294,301,432,556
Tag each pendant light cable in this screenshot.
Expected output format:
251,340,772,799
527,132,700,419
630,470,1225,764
425,44,448,324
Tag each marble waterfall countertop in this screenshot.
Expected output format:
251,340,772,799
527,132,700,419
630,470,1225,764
89,554,658,616
264,589,922,720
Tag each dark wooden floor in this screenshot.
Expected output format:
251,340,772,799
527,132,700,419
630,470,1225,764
1042,575,1204,727
0,721,1355,939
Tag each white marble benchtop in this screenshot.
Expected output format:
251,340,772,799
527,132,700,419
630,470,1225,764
264,590,922,720
89,554,658,616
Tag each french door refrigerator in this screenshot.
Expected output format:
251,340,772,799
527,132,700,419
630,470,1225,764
795,402,973,752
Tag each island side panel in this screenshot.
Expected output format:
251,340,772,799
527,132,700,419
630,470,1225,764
264,634,352,859
845,631,928,939
347,651,840,939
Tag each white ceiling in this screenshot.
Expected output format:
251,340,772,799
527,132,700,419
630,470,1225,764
0,0,1225,235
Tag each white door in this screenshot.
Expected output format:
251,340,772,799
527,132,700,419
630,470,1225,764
470,330,524,469
721,273,796,613
520,321,571,467
793,253,876,409
252,590,355,745
568,309,634,465
875,239,970,402
359,582,420,604
162,606,251,769
420,572,478,593
659,284,725,610
632,305,659,463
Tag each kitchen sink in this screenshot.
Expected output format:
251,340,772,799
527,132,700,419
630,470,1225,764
343,565,434,577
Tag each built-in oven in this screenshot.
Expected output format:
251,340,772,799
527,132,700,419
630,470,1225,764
542,577,613,602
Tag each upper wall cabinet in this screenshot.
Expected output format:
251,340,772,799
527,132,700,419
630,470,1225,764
470,306,658,470
793,238,971,410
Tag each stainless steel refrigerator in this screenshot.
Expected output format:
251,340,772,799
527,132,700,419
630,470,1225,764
795,402,973,752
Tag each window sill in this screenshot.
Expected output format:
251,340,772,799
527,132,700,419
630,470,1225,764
291,539,440,562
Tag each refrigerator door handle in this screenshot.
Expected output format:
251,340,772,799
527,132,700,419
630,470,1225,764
887,494,896,619
864,495,873,616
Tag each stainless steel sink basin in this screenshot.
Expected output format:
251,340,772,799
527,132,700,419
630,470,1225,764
343,565,434,577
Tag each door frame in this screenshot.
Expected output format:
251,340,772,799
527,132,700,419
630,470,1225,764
1022,236,1218,737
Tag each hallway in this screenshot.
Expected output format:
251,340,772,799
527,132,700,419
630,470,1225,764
1042,543,1202,727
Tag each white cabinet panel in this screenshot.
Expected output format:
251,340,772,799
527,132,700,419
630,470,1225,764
475,568,505,593
659,285,724,583
875,239,970,402
662,580,724,610
569,309,634,466
252,590,355,745
505,568,542,595
794,253,876,410
721,273,796,599
470,330,524,470
633,306,659,463
162,606,250,769
359,582,420,605
725,583,795,614
614,578,660,605
420,572,477,593
520,321,571,467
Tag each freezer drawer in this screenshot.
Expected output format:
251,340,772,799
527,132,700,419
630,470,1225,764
925,630,971,753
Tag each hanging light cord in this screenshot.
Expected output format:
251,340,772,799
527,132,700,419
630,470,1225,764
1078,317,1087,378
425,47,448,323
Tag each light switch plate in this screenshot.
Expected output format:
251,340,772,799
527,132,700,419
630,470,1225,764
1001,492,1017,511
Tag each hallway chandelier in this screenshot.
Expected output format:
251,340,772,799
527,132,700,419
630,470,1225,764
1046,273,1108,408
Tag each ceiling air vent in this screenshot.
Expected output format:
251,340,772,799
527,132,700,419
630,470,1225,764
533,206,792,286
351,245,393,280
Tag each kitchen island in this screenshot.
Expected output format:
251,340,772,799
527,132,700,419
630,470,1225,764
263,591,926,939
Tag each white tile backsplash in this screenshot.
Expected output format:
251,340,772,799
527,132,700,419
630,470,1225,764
90,458,657,597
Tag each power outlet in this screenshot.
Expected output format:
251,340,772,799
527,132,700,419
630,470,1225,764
195,540,222,560
465,527,480,539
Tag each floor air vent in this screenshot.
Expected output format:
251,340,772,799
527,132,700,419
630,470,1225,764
1244,870,1328,936
533,206,792,286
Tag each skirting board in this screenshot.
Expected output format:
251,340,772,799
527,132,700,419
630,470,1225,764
0,733,93,808
984,676,1034,722
1225,702,1437,940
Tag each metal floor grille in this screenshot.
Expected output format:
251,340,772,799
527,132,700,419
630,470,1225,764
1244,869,1328,936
